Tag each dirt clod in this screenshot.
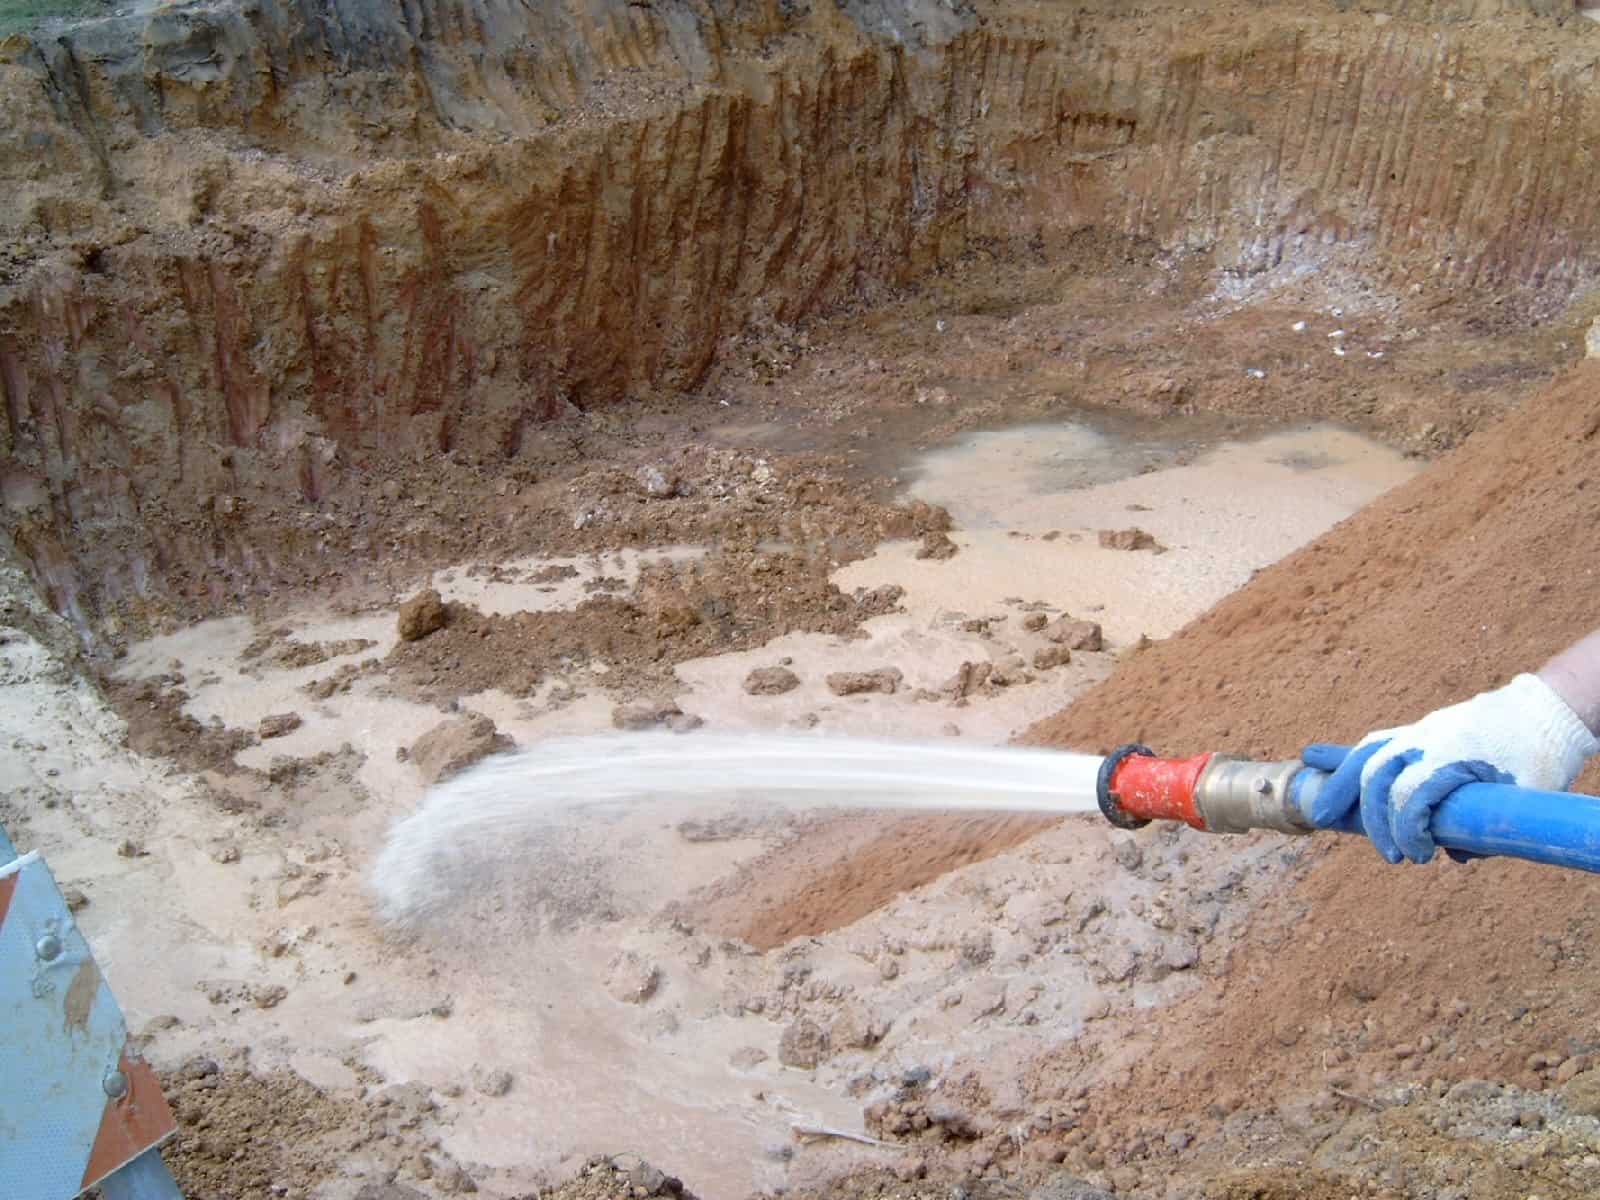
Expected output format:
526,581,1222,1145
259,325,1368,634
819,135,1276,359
408,713,512,784
1032,645,1071,671
473,1067,514,1097
258,712,302,739
778,1017,830,1069
743,667,801,695
1042,619,1103,651
1097,527,1165,553
613,699,703,732
827,668,903,697
397,590,448,642
606,952,661,1004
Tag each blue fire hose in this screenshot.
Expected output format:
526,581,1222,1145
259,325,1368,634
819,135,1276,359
1291,770,1600,872
1099,747,1600,873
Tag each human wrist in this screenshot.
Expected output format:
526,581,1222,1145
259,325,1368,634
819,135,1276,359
1538,631,1600,739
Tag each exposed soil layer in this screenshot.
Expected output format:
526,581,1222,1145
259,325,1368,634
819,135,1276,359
5,0,1600,639
7,0,1600,1197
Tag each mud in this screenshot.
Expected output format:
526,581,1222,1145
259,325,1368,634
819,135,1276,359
5,0,1600,1196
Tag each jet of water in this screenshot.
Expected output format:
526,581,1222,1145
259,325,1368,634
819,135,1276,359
370,732,1104,926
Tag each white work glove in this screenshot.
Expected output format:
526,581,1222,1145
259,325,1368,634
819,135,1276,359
1303,674,1598,863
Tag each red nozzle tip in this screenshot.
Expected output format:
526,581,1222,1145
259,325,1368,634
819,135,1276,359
1108,752,1212,829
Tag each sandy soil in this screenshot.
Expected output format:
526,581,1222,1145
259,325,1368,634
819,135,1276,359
6,0,1600,1194
0,400,1407,1196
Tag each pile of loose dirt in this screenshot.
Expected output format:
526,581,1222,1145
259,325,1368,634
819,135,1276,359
742,364,1600,1194
1018,362,1600,1146
160,1065,460,1199
380,548,915,704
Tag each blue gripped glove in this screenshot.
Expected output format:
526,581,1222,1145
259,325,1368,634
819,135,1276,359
1302,674,1599,864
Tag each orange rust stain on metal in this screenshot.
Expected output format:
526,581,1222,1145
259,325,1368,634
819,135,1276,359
64,957,102,1034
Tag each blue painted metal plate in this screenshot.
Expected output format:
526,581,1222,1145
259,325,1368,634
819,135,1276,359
0,852,176,1198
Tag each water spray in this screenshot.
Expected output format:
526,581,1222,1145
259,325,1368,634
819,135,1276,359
370,733,1600,929
1096,744,1600,872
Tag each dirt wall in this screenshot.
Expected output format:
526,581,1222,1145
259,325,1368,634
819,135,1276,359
3,0,1600,632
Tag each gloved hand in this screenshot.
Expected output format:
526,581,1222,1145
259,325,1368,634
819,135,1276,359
1303,674,1599,864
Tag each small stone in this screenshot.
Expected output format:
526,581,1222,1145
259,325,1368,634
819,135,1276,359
1020,612,1049,632
778,1017,829,1069
1043,618,1103,651
1556,1055,1589,1084
116,839,147,858
729,1046,768,1069
397,589,447,641
989,653,1030,687
409,713,511,784
613,698,698,731
606,952,660,1004
941,661,991,699
1032,645,1071,671
179,1056,220,1082
743,667,800,695
617,1159,677,1196
830,1004,887,1049
62,887,89,912
895,1158,927,1182
915,531,959,560
252,984,289,1009
1097,527,1165,553
473,1067,513,1097
258,712,302,739
636,465,679,497
826,668,902,697
1163,937,1199,971
1112,838,1143,872
1586,315,1600,359
430,1155,477,1194
212,844,242,864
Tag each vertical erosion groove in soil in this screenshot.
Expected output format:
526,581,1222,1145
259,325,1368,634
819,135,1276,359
7,0,1600,1197
3,0,1600,632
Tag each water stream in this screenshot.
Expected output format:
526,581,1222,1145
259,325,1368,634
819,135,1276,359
371,733,1104,924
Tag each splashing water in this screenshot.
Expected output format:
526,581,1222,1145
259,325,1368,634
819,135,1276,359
371,733,1105,926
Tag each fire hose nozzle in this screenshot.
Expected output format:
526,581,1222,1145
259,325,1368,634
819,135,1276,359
1097,746,1320,836
1093,747,1600,876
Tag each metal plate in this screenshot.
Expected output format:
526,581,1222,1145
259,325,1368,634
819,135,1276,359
0,852,176,1199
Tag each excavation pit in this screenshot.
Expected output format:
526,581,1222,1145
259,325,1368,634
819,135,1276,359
5,0,1600,1196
